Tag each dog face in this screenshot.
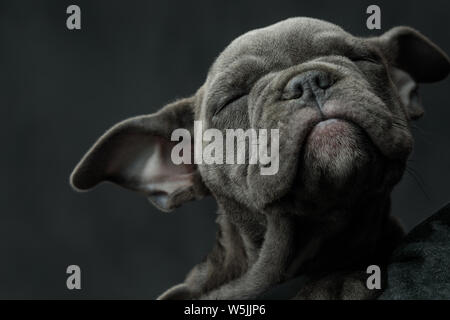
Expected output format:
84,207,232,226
70,18,449,214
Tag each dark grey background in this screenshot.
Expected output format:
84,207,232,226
0,0,448,299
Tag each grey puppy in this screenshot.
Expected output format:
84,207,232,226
70,17,450,299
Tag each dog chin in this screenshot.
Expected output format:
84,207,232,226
300,119,377,194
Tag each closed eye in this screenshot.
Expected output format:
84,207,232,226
348,55,380,64
214,93,248,115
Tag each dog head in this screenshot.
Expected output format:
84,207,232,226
70,18,449,214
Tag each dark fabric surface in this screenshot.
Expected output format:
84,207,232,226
380,202,450,299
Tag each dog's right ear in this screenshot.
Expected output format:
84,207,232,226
70,96,209,212
374,27,450,120
378,26,450,83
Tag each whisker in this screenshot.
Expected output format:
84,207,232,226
405,166,430,201
410,124,434,146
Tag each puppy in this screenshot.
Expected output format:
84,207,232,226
70,17,450,299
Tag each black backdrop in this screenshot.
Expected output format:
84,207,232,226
0,0,449,299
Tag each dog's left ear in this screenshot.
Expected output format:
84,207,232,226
70,96,209,212
374,26,450,119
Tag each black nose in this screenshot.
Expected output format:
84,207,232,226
282,70,334,100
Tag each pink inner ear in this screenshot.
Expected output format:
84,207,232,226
107,134,195,197
391,68,416,106
138,138,195,195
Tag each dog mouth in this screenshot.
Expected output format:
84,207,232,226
308,118,355,140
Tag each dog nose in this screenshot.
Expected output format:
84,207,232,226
282,70,334,100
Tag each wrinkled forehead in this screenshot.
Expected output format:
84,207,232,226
208,17,360,80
